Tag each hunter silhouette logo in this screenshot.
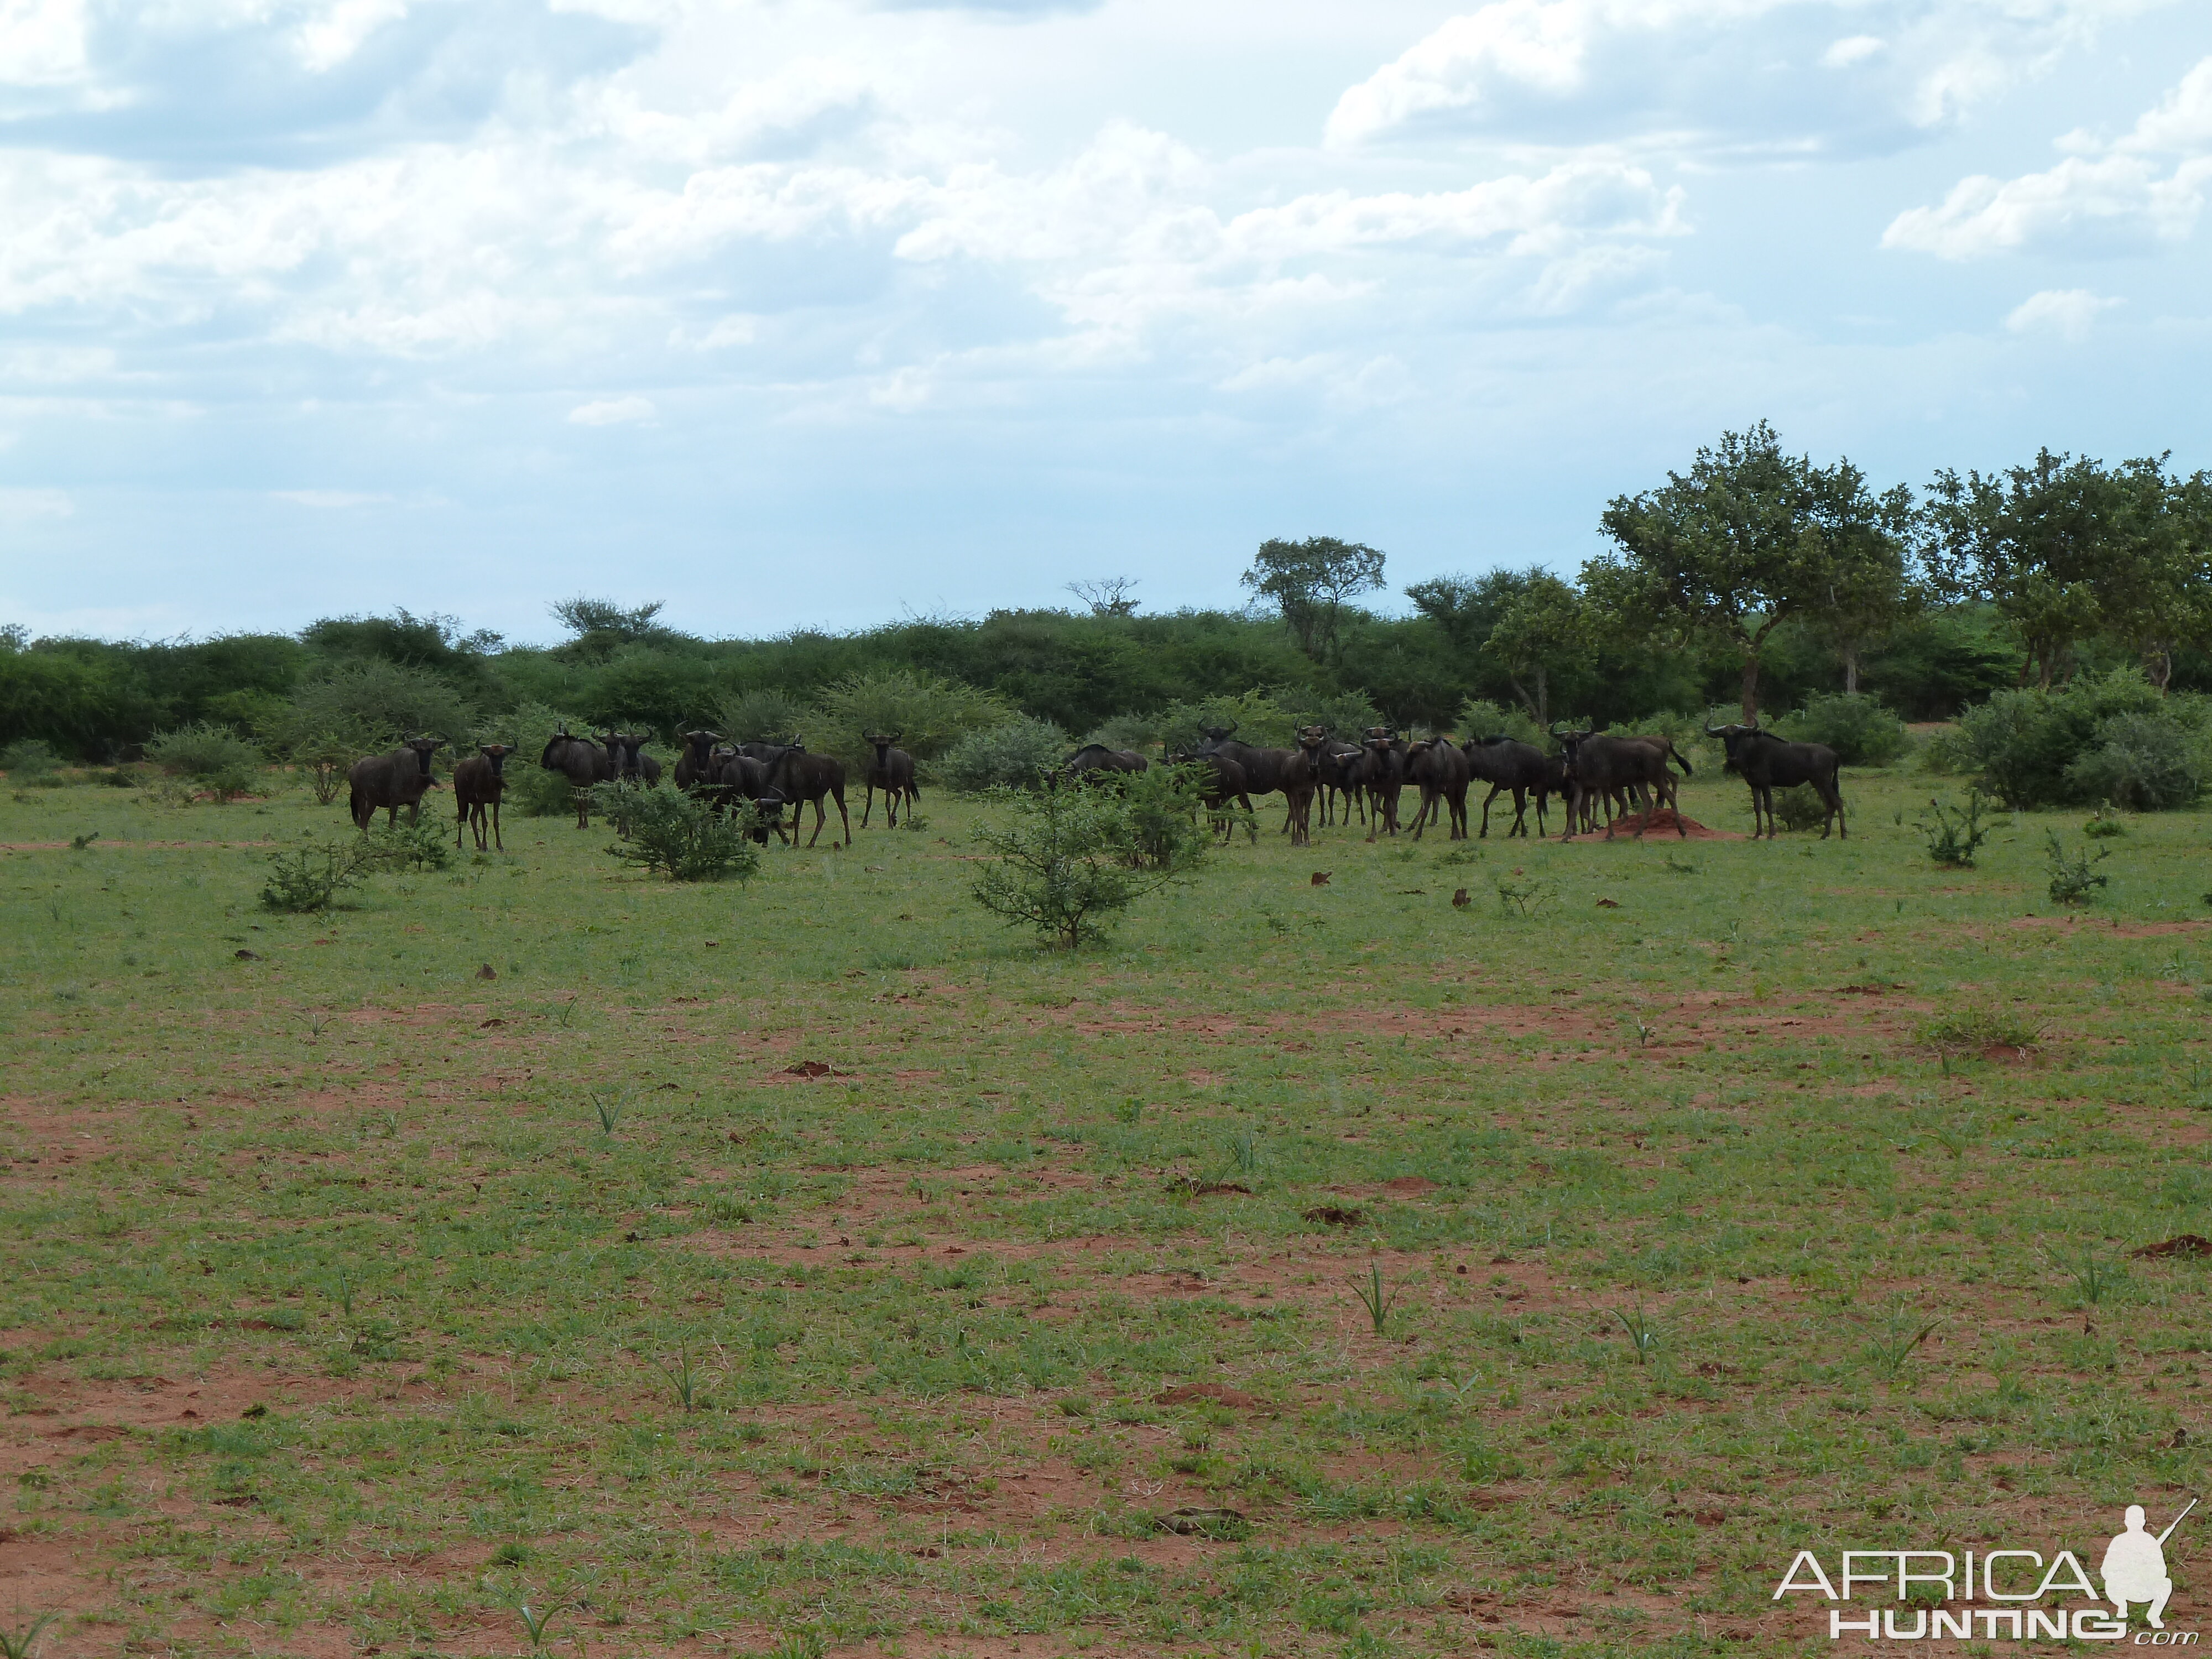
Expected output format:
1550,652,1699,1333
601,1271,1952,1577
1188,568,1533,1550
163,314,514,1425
1773,1498,2200,1642
2106,1501,2195,1630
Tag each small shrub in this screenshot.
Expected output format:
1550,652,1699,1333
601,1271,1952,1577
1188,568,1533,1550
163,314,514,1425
588,782,760,883
1921,1004,2047,1051
2083,804,2127,837
939,718,1071,793
1914,791,1991,868
2046,832,2111,906
968,784,1178,946
364,818,454,873
2064,712,2201,811
261,839,371,913
1769,784,1830,832
805,669,1015,769
1776,692,1911,766
1495,876,1558,917
1116,764,1214,872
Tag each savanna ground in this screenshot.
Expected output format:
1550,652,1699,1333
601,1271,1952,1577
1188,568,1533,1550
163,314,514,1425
2,757,2208,1659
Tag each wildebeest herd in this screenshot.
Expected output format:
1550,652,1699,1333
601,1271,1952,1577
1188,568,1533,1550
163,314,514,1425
342,716,1844,853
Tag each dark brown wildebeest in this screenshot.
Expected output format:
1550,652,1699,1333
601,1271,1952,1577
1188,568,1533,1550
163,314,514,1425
1196,724,1319,847
1061,743,1148,786
1706,722,1846,839
861,732,921,827
1170,749,1256,843
348,735,444,831
713,755,787,843
1460,737,1557,838
766,738,850,848
1405,735,1470,840
675,730,726,792
1551,724,1686,841
1347,728,1408,842
452,742,517,851
604,732,662,786
1314,738,1366,827
539,727,615,828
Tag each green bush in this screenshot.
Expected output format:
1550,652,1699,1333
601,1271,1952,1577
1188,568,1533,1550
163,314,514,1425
804,669,1014,770
714,687,810,744
1928,669,2168,809
267,660,476,754
1081,712,1163,754
1769,784,1833,833
260,839,371,913
1154,691,1295,754
364,819,454,873
2063,712,2202,810
1115,763,1215,872
1776,692,1911,766
0,738,66,787
1914,792,1991,868
145,723,264,801
2046,832,2112,906
939,717,1071,792
1453,700,1547,748
1284,689,1385,742
587,781,761,883
968,784,1186,946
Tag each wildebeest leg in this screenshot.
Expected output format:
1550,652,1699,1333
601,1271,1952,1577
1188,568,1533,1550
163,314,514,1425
1823,776,1846,839
861,784,875,829
833,785,851,847
491,800,503,852
1451,786,1468,839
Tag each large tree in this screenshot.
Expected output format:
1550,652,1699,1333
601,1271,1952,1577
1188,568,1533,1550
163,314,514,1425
1481,570,1582,726
2094,455,2212,693
1584,422,1908,723
1917,450,2120,690
1243,536,1386,660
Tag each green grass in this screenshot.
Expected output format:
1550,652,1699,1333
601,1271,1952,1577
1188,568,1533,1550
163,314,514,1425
3,763,2211,1656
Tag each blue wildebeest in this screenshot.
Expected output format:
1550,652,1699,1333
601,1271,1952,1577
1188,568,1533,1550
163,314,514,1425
539,727,615,828
1061,743,1148,786
1705,722,1846,839
349,735,444,831
1197,724,1320,847
452,742,517,851
1551,724,1686,841
1460,737,1558,838
765,738,850,847
1405,735,1470,841
863,732,921,827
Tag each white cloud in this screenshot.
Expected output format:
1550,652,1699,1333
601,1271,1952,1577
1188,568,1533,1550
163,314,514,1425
568,395,657,425
272,489,395,507
1885,56,2212,259
291,0,411,72
1325,0,2148,155
1822,34,1885,69
0,0,91,87
2005,288,2121,340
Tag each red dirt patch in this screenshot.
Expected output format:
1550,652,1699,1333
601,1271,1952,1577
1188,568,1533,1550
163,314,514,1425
1565,809,1744,841
2133,1235,2212,1260
1152,1384,1262,1409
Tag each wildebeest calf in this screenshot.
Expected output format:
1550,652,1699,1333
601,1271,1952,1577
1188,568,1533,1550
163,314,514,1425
862,732,920,827
539,728,614,828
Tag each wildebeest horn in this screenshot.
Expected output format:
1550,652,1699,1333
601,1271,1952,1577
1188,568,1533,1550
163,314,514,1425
1548,721,1571,735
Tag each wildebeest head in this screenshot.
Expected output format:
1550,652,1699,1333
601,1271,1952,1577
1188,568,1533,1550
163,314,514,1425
1296,724,1330,770
865,731,902,760
405,734,443,777
1703,720,1758,773
1197,724,1238,752
681,729,723,767
476,743,514,777
540,727,575,769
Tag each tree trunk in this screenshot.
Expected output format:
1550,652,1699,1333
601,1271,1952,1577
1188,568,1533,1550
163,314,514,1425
1533,664,1548,727
2148,646,2173,693
1506,675,1537,721
1739,653,1760,725
1841,644,1859,697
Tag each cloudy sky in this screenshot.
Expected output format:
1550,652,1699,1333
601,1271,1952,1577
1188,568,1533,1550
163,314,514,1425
2,0,2208,644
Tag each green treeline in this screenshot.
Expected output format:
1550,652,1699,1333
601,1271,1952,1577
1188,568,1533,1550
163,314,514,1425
3,424,2205,762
